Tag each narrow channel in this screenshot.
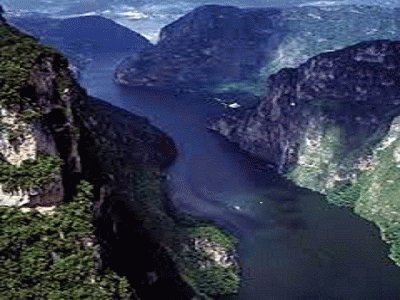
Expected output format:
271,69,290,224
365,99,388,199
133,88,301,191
80,53,400,299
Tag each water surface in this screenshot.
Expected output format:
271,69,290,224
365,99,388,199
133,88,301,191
80,54,400,299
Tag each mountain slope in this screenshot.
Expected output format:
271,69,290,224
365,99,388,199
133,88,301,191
10,15,152,75
115,5,284,92
0,13,132,298
0,13,238,299
115,5,400,96
213,40,400,266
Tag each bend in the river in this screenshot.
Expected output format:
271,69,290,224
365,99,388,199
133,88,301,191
80,53,400,299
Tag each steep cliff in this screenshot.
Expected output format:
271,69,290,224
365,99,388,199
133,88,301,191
213,40,400,265
79,98,240,299
0,15,238,299
0,14,133,299
0,20,82,207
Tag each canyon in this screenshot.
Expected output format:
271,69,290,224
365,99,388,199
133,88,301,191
0,13,237,299
213,40,400,266
3,3,400,299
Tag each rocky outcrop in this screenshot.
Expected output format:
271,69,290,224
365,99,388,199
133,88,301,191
214,40,400,180
0,35,82,206
115,5,284,91
193,237,236,269
0,16,238,299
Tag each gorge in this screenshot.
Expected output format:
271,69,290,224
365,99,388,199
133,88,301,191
0,13,238,299
81,40,400,300
2,3,400,299
213,40,400,267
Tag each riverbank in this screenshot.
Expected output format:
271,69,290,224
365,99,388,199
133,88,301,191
80,52,400,299
82,97,240,299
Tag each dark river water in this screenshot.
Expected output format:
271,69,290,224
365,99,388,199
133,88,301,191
80,54,400,299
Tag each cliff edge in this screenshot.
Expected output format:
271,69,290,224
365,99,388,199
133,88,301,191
213,40,400,266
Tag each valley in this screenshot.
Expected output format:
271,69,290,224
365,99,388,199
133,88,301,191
80,52,400,298
3,2,400,298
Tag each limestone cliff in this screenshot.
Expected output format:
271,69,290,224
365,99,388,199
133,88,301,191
213,40,400,265
0,21,81,207
214,40,400,181
0,15,238,299
0,13,134,299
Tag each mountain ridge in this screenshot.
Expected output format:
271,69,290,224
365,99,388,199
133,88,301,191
10,15,152,76
115,4,400,96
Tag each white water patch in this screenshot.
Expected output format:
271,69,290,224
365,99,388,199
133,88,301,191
226,192,274,217
228,103,241,109
307,13,323,19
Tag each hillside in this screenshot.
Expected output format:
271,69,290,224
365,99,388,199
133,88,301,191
213,40,400,266
0,13,239,299
115,5,400,96
10,15,152,75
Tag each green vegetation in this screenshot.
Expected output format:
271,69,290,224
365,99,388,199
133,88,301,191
327,181,362,207
0,154,62,193
189,225,236,250
184,265,239,297
179,225,239,297
215,6,400,96
0,181,131,299
0,23,68,122
323,117,400,266
0,23,132,299
287,124,342,192
354,140,400,266
0,25,53,105
130,168,240,297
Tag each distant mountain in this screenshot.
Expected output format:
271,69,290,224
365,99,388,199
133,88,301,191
10,15,152,75
115,5,283,92
115,5,400,96
4,1,399,44
3,0,400,14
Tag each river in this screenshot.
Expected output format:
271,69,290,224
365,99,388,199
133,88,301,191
80,53,400,299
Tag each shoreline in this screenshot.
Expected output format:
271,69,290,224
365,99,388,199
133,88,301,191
85,97,241,298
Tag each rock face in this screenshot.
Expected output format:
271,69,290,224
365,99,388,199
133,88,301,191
0,16,238,299
115,5,283,91
214,40,400,178
213,40,400,265
0,33,82,207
